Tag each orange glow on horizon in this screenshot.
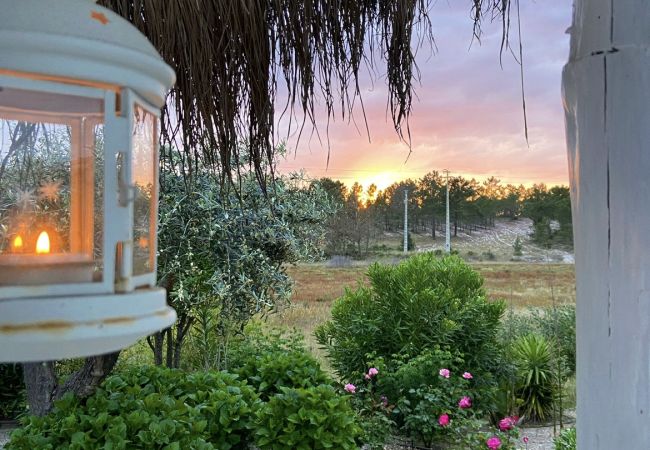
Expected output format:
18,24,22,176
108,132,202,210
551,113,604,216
35,231,51,254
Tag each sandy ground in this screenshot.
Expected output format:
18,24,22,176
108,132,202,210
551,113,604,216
417,218,574,264
0,429,10,449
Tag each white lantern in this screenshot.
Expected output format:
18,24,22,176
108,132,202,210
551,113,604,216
0,0,177,362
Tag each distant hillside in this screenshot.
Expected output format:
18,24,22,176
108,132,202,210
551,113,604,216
413,218,574,263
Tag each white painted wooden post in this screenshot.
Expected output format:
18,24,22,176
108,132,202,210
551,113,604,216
563,2,650,448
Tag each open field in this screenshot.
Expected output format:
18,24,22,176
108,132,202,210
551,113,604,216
269,261,575,367
285,261,575,308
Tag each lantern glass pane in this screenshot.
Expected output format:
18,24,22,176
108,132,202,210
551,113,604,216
0,87,104,286
132,105,157,276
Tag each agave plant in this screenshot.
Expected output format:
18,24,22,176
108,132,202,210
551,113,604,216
512,333,556,422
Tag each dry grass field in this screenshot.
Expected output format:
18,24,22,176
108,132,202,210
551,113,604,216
269,261,575,365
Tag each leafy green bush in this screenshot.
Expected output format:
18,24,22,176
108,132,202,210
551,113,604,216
395,374,481,447
554,427,576,450
0,364,25,420
482,251,497,261
7,366,259,450
316,255,506,380
512,334,557,422
254,385,360,450
513,237,523,256
235,349,332,400
500,306,576,376
531,306,576,374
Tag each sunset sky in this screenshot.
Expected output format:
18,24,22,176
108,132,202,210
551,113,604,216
276,1,573,191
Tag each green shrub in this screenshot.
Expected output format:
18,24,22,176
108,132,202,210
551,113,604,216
531,306,576,374
235,349,332,400
0,364,25,420
315,255,506,381
512,334,556,422
254,385,360,450
500,306,576,376
7,366,259,450
482,250,496,261
554,427,576,450
513,237,523,256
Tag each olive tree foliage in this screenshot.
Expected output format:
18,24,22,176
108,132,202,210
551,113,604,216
150,150,336,369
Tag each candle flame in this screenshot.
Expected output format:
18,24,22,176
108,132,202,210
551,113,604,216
35,231,51,254
11,235,23,252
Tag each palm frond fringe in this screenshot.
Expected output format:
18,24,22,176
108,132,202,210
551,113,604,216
100,0,510,187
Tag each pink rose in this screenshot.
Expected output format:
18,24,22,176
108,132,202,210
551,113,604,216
498,416,518,431
344,383,356,394
458,396,472,409
486,436,502,449
439,368,450,378
365,374,371,380
523,436,529,444
462,372,473,379
368,367,379,377
438,413,450,427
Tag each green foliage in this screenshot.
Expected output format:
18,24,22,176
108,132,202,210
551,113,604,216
158,163,333,326
512,334,557,422
7,366,259,450
224,324,310,370
235,350,332,400
395,376,482,447
355,409,394,450
500,306,576,375
513,237,523,256
254,385,360,450
532,306,576,374
554,427,576,450
482,250,496,261
522,185,573,249
407,232,415,251
316,255,506,381
0,364,25,420
155,150,336,367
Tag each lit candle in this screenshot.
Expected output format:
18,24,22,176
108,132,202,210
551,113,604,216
0,229,95,286
11,235,24,253
35,231,50,254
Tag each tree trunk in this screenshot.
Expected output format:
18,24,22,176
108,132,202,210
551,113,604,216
564,2,650,447
431,214,436,239
23,352,120,416
23,362,57,417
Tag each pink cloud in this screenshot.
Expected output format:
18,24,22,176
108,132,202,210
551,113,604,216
277,1,573,188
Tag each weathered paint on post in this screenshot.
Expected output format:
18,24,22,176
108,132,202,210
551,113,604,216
563,1,650,448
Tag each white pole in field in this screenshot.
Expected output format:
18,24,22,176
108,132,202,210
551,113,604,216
563,2,650,447
444,170,450,253
403,189,408,253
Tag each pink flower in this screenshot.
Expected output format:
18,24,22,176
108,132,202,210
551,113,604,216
462,372,473,379
365,374,371,380
523,436,529,444
438,413,450,427
458,396,472,409
486,436,502,449
368,367,379,377
380,395,388,407
498,416,518,431
439,368,450,378
344,383,356,394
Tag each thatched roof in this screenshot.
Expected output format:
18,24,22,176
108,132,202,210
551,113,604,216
100,0,510,187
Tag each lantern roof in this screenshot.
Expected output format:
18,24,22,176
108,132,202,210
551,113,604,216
0,0,175,108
